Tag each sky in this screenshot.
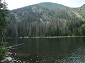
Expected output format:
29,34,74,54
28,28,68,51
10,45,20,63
5,0,85,10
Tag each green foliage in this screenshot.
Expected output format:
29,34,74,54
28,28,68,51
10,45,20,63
0,2,8,34
0,46,7,60
0,1,8,61
78,24,85,36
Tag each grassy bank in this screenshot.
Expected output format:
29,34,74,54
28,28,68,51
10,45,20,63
44,36,85,38
28,36,85,38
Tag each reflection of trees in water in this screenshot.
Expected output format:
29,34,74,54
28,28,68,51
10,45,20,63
8,38,85,63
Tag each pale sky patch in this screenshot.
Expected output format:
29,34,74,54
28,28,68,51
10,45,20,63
5,0,85,10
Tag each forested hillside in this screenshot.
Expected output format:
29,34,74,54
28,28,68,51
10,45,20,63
7,2,85,37
73,4,85,36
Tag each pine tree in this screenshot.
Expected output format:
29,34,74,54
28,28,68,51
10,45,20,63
0,0,8,61
0,0,8,43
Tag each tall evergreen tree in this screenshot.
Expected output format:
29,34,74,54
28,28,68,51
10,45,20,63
0,0,9,61
0,0,8,43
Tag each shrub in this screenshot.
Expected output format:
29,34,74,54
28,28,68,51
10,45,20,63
0,46,7,60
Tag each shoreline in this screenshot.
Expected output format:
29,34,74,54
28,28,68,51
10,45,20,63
43,36,85,38
20,36,85,39
1,43,24,63
4,36,85,39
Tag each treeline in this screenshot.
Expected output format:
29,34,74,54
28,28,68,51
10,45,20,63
6,2,85,37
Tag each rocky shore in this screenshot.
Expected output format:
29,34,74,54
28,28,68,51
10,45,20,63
1,43,24,63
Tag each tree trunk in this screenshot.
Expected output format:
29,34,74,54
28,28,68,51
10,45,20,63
1,31,4,43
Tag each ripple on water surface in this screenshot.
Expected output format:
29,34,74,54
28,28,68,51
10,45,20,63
55,46,85,63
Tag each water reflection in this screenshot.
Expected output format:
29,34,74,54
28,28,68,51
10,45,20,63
7,37,85,63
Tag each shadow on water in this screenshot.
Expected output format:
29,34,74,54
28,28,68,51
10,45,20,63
7,37,85,63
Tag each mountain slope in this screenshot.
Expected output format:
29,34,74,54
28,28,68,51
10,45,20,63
73,4,85,21
7,2,84,37
73,4,85,35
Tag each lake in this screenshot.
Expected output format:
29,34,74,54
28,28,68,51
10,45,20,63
7,37,85,63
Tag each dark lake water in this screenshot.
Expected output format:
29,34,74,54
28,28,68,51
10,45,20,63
7,37,85,63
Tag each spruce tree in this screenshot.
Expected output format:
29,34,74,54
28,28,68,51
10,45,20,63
0,0,8,60
0,0,8,43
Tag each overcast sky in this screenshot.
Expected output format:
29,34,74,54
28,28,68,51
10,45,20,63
6,0,85,10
